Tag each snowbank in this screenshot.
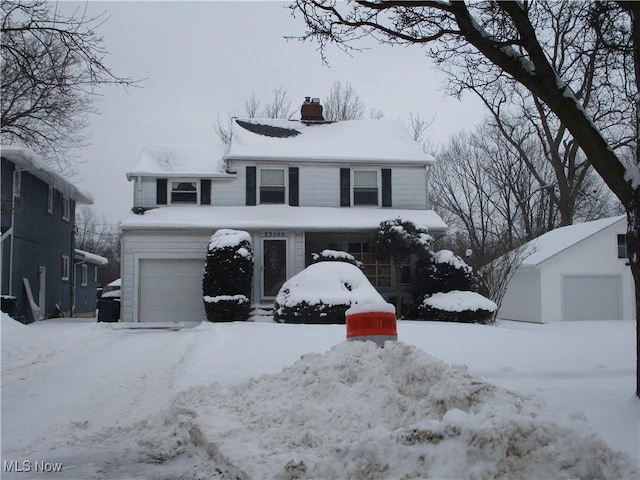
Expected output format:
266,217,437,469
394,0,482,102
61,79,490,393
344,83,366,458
424,290,497,313
181,341,636,479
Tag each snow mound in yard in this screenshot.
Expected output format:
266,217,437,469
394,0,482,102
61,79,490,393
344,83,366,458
177,341,637,479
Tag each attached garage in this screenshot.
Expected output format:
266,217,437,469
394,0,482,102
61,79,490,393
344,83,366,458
562,275,622,321
138,259,205,323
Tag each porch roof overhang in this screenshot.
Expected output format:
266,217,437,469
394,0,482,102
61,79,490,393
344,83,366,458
120,205,448,234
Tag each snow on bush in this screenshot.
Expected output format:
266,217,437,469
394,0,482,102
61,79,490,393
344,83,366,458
420,290,496,324
275,262,393,324
311,249,362,268
203,229,253,322
179,341,636,479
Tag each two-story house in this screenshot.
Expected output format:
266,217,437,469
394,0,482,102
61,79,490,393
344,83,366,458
119,98,447,323
1,147,106,322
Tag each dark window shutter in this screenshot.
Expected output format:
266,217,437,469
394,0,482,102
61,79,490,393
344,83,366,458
288,167,299,206
246,166,257,206
200,179,211,205
156,179,167,205
340,168,350,207
382,168,392,207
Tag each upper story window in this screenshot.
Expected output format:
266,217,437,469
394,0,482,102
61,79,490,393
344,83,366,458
170,180,198,204
62,195,71,221
353,170,379,206
617,234,628,259
47,186,53,214
260,168,286,204
13,170,21,199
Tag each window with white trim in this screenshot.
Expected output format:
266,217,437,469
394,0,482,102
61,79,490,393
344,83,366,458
81,264,88,286
259,168,286,204
62,196,71,221
617,234,628,259
62,255,70,281
47,186,53,214
170,180,198,204
353,170,379,206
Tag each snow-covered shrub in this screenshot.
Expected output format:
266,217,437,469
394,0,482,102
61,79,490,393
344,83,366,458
419,290,497,324
202,229,253,322
275,262,392,324
415,249,476,297
311,249,362,269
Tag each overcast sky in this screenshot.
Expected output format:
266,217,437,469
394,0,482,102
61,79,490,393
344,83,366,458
64,1,487,224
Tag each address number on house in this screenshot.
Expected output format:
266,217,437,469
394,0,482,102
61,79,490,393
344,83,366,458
263,231,286,238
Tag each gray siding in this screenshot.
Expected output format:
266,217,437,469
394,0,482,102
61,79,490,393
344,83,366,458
299,166,341,207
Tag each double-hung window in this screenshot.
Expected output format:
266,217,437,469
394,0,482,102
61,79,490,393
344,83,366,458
259,168,286,204
170,180,198,204
81,264,88,286
353,170,379,206
47,186,54,214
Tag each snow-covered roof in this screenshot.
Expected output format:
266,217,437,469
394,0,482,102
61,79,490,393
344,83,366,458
120,205,448,232
126,144,232,180
521,215,626,266
1,146,93,204
226,119,434,165
74,249,108,266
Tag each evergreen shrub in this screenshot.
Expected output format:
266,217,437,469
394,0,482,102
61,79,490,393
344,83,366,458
202,229,253,322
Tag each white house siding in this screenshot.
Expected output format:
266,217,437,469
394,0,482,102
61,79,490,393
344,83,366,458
137,177,157,207
391,166,427,209
212,169,245,206
498,267,542,323
299,166,340,207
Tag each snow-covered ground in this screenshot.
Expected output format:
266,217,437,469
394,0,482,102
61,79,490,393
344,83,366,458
1,313,638,478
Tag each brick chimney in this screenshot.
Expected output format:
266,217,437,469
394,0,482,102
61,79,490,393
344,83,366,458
300,96,324,121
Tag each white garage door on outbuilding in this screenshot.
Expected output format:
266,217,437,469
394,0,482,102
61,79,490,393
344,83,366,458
139,259,206,323
563,275,622,321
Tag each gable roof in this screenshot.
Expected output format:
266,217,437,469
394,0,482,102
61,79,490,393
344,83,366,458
521,215,626,266
126,144,231,180
225,118,433,165
1,146,93,204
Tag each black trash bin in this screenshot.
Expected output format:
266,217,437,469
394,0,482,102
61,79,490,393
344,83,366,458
1,295,17,318
97,298,120,322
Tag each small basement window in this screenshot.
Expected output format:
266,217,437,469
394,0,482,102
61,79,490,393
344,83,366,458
170,181,198,204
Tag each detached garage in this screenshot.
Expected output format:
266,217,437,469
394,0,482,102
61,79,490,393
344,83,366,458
498,216,635,323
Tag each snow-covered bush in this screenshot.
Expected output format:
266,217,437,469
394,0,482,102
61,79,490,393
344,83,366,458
202,229,253,322
419,290,497,324
275,262,393,324
415,249,476,297
311,249,362,269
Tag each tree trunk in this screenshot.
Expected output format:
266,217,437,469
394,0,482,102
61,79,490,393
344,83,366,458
628,198,640,397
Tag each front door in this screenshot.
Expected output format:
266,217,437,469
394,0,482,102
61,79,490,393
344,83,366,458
262,239,287,299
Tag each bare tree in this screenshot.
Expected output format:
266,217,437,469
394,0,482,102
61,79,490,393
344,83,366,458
290,0,640,396
323,80,366,121
262,86,295,119
75,206,120,284
1,0,137,174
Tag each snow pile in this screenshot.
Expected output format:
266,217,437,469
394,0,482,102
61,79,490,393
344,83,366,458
275,262,391,311
424,290,497,313
180,341,636,479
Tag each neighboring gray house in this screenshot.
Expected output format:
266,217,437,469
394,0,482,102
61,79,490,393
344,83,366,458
119,98,447,323
1,147,103,321
74,248,109,317
498,216,634,323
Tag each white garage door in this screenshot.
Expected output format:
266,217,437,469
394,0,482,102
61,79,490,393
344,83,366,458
139,259,206,323
563,275,622,321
